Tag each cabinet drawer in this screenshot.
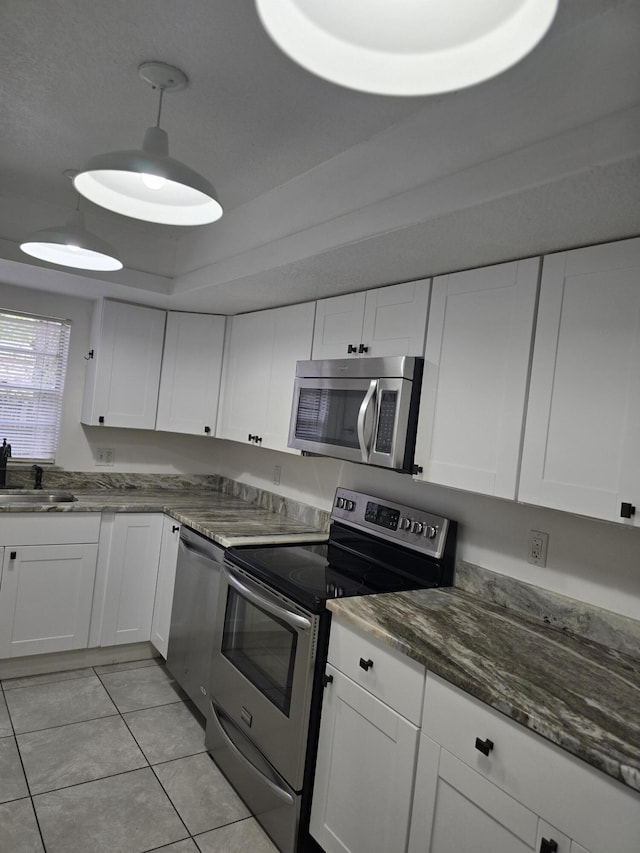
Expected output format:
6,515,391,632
423,673,640,853
328,617,425,724
0,513,101,546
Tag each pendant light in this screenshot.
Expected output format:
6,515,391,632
256,0,559,96
74,62,222,226
20,177,123,271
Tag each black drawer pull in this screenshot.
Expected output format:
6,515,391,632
358,344,369,354
475,737,494,756
359,657,373,671
322,673,334,688
347,344,358,354
620,502,636,518
172,525,180,533
539,840,558,853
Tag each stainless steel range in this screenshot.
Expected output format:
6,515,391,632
206,487,456,853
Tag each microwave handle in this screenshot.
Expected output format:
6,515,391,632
357,379,378,463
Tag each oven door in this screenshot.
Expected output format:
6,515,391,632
209,563,319,791
288,376,413,469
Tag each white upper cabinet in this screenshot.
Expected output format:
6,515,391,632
519,238,640,525
217,301,316,453
414,259,540,499
312,280,430,359
156,311,226,437
81,298,166,429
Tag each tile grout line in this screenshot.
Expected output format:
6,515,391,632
95,663,195,848
4,659,240,853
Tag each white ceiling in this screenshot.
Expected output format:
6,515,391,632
1,0,639,314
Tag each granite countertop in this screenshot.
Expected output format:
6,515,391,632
328,587,640,794
0,487,327,548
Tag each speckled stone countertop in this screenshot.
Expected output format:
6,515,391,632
0,473,328,548
328,586,640,794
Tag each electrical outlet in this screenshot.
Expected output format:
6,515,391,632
528,530,549,567
273,465,281,485
96,447,114,466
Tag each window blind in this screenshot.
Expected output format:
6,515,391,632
0,310,71,462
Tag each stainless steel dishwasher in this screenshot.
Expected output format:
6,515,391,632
165,526,223,717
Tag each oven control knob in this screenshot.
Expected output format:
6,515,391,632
410,521,424,535
399,516,412,530
423,525,438,539
345,500,355,512
336,497,345,509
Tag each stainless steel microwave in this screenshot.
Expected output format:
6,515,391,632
288,356,423,472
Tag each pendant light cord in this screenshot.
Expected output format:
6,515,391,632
155,86,165,127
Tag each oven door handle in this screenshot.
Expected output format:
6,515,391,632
357,379,378,464
225,569,312,631
209,700,295,806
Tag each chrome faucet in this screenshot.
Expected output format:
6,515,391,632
0,439,11,488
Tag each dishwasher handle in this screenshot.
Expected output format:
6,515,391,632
178,531,224,564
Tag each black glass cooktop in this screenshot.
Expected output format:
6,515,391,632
226,523,449,613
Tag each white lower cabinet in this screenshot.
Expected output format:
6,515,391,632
150,517,181,658
98,514,164,647
0,514,101,659
310,618,424,853
0,543,98,658
409,673,638,853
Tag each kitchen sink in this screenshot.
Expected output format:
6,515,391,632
0,491,76,504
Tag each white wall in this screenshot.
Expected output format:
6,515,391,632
2,281,639,623
203,439,640,623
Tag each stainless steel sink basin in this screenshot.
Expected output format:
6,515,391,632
0,491,76,504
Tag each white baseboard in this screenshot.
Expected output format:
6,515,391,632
0,642,160,680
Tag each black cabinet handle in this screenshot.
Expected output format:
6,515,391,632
256,436,262,444
172,525,180,533
358,344,369,354
322,673,334,687
620,502,636,518
359,657,373,671
10,551,16,560
204,425,211,434
475,737,494,756
248,434,254,442
539,839,558,853
98,416,104,424
347,344,358,354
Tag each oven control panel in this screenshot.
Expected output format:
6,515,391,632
331,487,449,558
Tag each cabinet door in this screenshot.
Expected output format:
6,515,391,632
150,517,181,659
216,311,273,444
312,292,366,359
100,514,163,646
156,312,226,436
81,299,166,429
310,664,419,853
519,238,640,524
414,259,539,498
0,544,98,658
361,279,430,357
410,742,539,853
263,302,315,452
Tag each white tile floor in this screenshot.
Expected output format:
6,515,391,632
0,658,279,853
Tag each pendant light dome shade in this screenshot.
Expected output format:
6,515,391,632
20,211,123,271
256,0,559,96
74,127,223,226
74,63,223,226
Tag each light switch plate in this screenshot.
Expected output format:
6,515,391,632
96,447,114,466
